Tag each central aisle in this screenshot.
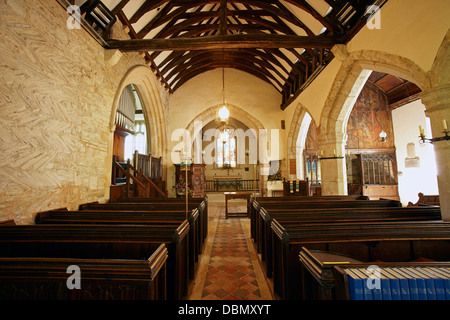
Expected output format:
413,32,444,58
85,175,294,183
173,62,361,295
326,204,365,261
188,194,274,300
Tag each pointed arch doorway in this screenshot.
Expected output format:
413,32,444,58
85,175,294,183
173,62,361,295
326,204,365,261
108,66,167,200
112,83,149,166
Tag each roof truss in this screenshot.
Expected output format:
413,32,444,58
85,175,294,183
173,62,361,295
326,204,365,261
95,0,388,109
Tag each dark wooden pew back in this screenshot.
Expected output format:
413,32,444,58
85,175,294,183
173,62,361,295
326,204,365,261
36,208,201,280
0,245,168,300
80,199,208,245
0,223,189,300
270,221,450,299
250,198,402,247
257,206,442,278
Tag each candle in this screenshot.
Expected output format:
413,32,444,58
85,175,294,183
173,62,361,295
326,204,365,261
419,126,424,135
443,119,448,131
333,149,336,156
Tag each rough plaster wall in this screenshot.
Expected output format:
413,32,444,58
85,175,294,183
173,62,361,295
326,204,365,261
0,0,163,224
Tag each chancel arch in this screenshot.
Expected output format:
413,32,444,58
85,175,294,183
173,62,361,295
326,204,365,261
180,104,274,196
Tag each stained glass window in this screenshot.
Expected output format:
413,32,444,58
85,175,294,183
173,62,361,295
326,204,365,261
217,129,237,168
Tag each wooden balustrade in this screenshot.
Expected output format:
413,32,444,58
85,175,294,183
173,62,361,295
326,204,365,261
112,155,166,199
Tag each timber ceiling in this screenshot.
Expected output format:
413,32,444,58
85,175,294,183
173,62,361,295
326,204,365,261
368,71,422,108
77,0,387,109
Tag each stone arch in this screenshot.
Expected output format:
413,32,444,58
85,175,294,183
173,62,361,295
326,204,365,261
182,103,272,194
185,103,265,135
107,65,167,192
317,49,431,195
429,28,450,87
184,103,264,165
286,103,315,179
320,49,431,139
110,65,167,157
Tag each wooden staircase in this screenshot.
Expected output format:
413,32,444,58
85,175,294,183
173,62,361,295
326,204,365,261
111,155,166,201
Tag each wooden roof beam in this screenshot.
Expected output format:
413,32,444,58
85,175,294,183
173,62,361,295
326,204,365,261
106,34,342,51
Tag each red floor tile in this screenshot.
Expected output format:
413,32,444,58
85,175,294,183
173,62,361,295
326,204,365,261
200,211,263,300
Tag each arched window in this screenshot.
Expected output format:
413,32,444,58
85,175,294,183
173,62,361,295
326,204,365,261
216,128,237,168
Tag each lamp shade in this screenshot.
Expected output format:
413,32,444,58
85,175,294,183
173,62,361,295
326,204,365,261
379,130,387,142
217,105,229,124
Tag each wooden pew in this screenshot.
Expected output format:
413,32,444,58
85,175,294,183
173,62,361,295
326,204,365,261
0,245,168,300
249,196,393,239
258,206,442,278
251,198,401,251
0,219,16,226
407,192,440,207
36,209,200,280
270,220,450,300
77,201,206,268
80,198,208,248
299,247,450,300
0,223,189,300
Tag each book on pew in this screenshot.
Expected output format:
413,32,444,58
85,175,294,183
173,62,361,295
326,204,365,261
379,268,401,300
377,268,392,300
344,268,365,300
360,268,383,300
392,267,418,300
417,267,446,300
351,268,373,300
415,268,437,300
427,267,450,300
344,266,450,300
384,268,411,300
404,267,434,300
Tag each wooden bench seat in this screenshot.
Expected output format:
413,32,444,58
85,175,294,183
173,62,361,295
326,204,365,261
257,206,442,278
36,208,200,280
0,223,189,300
270,221,450,299
299,247,450,300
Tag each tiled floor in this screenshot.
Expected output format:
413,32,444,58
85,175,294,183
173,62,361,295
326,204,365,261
188,195,273,300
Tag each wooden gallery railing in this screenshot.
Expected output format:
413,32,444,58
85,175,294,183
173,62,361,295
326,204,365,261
112,154,166,198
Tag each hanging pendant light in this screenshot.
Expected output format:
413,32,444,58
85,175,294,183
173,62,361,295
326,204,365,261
216,49,229,126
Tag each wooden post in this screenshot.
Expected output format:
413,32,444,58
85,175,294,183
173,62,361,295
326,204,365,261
126,159,131,197
112,155,117,184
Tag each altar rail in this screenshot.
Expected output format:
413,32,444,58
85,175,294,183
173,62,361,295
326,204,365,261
206,179,259,192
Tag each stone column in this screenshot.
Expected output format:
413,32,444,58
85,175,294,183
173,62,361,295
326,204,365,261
319,133,348,195
421,84,450,220
259,163,270,197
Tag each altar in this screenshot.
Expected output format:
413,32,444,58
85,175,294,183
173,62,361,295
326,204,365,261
224,192,252,219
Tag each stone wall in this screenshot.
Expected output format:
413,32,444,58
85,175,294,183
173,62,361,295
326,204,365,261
0,0,164,223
